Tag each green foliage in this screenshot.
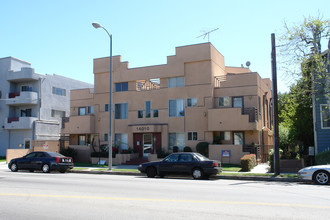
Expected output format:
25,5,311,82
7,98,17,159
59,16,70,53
60,147,77,159
183,146,192,152
90,151,109,158
196,142,209,157
173,146,179,153
315,150,330,165
240,154,257,172
269,149,283,173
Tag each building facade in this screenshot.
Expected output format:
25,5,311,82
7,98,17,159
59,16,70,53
0,57,93,156
313,49,330,154
62,43,273,164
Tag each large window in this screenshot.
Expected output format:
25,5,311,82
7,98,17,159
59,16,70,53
219,97,230,107
169,99,185,117
321,104,330,129
52,87,66,96
233,132,244,145
145,101,151,118
169,133,185,150
115,103,128,119
187,98,197,107
220,131,231,141
168,77,184,88
21,109,32,117
115,82,128,92
115,133,128,150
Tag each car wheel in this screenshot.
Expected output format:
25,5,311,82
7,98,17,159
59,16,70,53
42,164,50,173
10,163,18,172
313,170,329,185
146,167,157,178
192,168,203,179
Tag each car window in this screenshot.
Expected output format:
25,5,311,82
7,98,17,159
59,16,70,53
164,154,180,162
179,154,194,162
25,153,37,158
47,152,65,157
194,153,209,161
36,152,45,158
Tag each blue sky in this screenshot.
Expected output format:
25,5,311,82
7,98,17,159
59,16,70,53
1,0,329,92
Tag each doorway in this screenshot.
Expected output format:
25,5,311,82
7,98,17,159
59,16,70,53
143,133,153,158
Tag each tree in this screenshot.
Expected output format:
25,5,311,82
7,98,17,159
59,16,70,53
280,16,330,96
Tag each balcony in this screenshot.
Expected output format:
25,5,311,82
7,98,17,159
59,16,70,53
208,107,257,131
61,115,95,134
7,67,40,82
6,91,38,106
4,117,37,130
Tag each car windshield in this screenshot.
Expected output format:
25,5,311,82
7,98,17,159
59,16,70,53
194,153,209,161
47,152,65,157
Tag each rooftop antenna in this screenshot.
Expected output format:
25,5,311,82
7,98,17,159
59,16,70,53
197,28,219,42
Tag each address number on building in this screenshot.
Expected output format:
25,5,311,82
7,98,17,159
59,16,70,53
136,126,150,131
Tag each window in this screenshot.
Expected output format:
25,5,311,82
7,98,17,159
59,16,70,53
168,77,184,88
153,109,159,118
169,99,185,117
115,103,128,119
232,97,243,108
179,154,195,162
187,98,197,107
220,131,230,141
115,82,128,92
79,107,86,116
138,110,143,118
52,87,66,96
164,153,180,162
21,109,32,117
219,97,230,107
321,104,330,129
145,101,151,118
79,135,86,145
88,106,94,114
24,139,31,149
169,133,185,149
233,132,244,145
258,96,262,120
115,133,128,150
21,85,32,91
104,134,108,142
136,78,160,91
105,104,109,112
51,110,65,118
188,132,198,141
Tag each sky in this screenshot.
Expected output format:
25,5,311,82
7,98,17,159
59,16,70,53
1,0,329,93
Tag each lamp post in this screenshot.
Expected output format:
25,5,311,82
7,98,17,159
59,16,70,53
92,22,113,170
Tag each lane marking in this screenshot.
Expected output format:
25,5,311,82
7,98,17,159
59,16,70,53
1,193,329,209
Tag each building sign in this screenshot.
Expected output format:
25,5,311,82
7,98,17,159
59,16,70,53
136,126,151,132
43,144,49,149
222,150,231,157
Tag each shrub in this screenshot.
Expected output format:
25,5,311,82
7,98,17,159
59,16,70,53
240,154,257,172
60,147,77,160
157,148,171,158
173,146,179,153
90,151,109,158
196,142,209,157
183,146,192,152
315,150,330,165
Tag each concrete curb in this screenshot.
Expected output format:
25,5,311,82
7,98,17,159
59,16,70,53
69,169,308,183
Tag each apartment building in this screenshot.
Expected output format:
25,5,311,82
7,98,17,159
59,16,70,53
0,57,93,156
62,43,273,164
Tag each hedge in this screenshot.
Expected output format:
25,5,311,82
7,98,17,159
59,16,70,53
240,154,257,172
315,150,330,165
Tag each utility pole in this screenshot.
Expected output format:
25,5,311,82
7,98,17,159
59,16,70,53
271,33,280,175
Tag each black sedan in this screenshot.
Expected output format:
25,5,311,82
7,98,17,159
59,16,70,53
8,151,73,173
138,152,222,179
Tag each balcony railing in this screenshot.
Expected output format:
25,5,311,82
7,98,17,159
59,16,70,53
136,79,160,91
6,91,38,106
5,117,37,130
242,107,258,122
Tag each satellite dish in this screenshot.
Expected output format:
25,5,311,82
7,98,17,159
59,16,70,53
246,61,251,68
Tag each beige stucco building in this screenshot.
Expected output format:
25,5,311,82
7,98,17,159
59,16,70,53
62,43,273,164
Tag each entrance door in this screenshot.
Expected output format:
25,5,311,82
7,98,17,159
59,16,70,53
143,133,153,158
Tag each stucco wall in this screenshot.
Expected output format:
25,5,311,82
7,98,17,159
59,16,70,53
209,144,248,165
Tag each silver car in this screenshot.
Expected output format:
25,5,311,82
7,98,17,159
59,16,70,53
298,165,330,185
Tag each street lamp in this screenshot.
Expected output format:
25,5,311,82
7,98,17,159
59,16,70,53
92,22,113,171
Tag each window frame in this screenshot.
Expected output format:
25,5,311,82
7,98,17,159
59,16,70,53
219,96,230,107
115,103,128,119
169,99,185,117
320,104,330,129
115,82,128,92
168,77,185,88
187,98,197,107
188,132,198,141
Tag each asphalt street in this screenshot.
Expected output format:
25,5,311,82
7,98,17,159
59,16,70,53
0,165,329,220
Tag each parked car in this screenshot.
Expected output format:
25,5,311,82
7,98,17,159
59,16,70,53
138,152,222,179
298,164,330,185
8,151,73,173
